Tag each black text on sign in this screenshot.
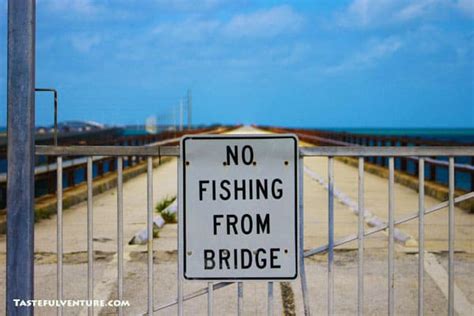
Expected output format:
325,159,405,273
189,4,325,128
180,135,299,280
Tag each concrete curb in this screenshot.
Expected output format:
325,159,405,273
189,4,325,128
304,166,414,246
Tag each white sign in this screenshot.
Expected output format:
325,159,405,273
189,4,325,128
179,134,299,280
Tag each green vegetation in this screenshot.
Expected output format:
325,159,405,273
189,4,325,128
153,227,160,238
160,211,177,224
156,195,177,224
155,195,176,213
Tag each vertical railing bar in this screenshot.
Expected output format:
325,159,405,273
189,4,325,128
147,157,154,315
208,282,214,316
237,282,244,316
418,158,425,316
117,157,124,316
299,156,311,315
87,157,94,316
57,156,63,316
267,282,273,316
357,157,364,316
177,155,184,316
328,157,334,316
388,157,395,316
448,157,455,316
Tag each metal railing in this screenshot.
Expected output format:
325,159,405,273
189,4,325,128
264,126,474,192
0,128,225,211
33,144,474,315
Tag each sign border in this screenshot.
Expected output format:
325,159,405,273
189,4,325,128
180,134,299,281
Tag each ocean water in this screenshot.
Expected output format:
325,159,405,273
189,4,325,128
317,128,474,144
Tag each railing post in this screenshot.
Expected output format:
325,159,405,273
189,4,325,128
381,141,387,166
388,157,395,316
97,160,104,176
328,157,335,315
299,157,310,315
429,159,437,182
400,142,407,172
109,158,116,172
47,156,55,193
67,168,75,187
448,158,455,316
6,0,36,314
471,157,474,192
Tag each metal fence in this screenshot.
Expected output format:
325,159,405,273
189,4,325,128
32,144,474,315
265,126,474,192
0,127,223,210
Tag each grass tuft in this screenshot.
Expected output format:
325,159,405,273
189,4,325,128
155,195,176,213
155,195,177,223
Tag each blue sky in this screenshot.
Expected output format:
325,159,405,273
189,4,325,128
0,0,473,128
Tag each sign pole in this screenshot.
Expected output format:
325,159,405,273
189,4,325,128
6,0,36,314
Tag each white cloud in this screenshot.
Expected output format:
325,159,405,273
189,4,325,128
147,5,304,44
395,0,441,21
152,0,230,11
114,6,308,68
152,19,221,42
43,0,100,15
325,36,403,74
222,5,304,38
456,0,474,17
70,33,101,53
338,0,397,27
336,0,472,28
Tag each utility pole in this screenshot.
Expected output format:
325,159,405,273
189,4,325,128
7,0,36,314
187,89,192,130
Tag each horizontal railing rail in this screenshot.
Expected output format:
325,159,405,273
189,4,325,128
299,134,474,171
35,145,474,157
0,137,183,183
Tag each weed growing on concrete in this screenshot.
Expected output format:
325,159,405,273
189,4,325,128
155,195,176,213
156,195,177,223
161,211,177,224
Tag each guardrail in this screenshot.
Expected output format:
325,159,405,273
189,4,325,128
263,127,474,193
25,144,474,315
0,127,231,210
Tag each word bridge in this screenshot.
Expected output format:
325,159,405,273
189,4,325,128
180,135,299,280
